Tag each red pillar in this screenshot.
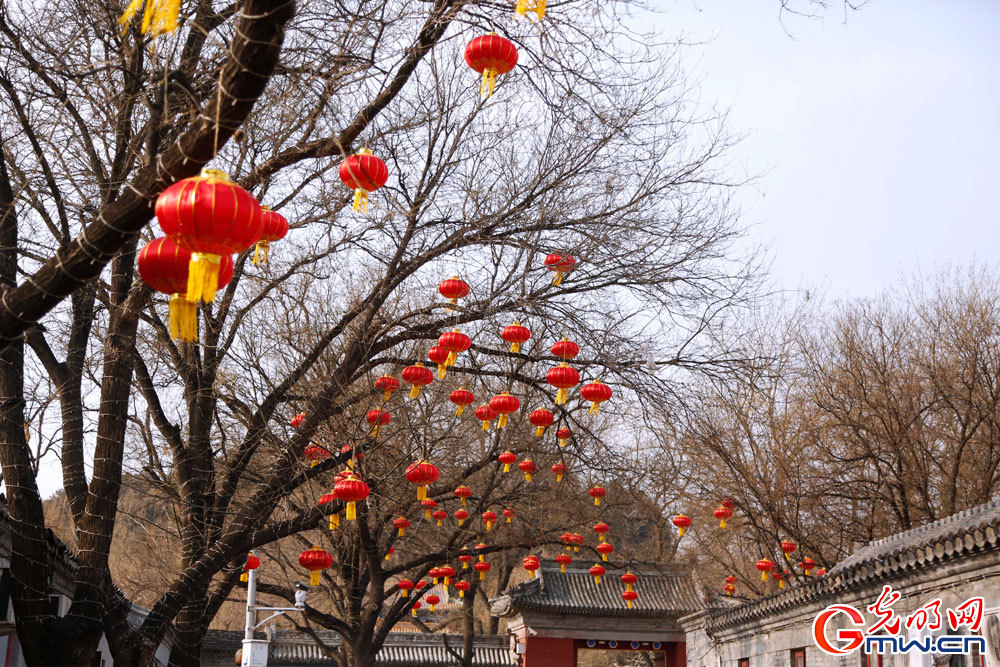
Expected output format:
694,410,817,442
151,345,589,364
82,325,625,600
668,641,687,667
524,636,576,667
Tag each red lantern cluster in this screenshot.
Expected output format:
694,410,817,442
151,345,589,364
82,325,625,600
438,328,472,376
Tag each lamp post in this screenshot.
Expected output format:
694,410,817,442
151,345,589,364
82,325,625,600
240,557,307,667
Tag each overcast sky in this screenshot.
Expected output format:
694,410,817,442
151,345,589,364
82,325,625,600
654,0,1000,299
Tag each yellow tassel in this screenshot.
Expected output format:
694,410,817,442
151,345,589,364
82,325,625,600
346,501,357,521
458,518,464,526
589,402,600,415
574,546,579,553
480,68,498,97
602,554,608,562
482,421,490,431
535,426,544,437
720,519,727,529
411,608,417,616
430,603,436,611
432,577,438,585
310,460,318,468
425,508,432,519
417,486,426,501
761,571,768,582
353,189,370,214
385,553,391,561
556,474,563,482
329,515,339,530
479,571,486,580
456,405,465,416
119,0,180,36
594,498,601,507
437,519,443,527
524,472,532,482
510,342,520,354
372,425,380,439
627,600,633,609
486,521,493,531
402,589,409,597
599,535,605,542
553,272,564,286
463,562,468,569
626,584,633,592
785,553,791,561
437,364,447,379
383,390,392,401
240,572,248,583
446,352,457,367
460,498,466,506
459,590,465,598
398,528,405,537
528,571,535,579
595,576,601,585
503,464,511,473
678,527,686,538
506,516,512,524
560,564,566,573
347,458,355,469
168,294,197,342
444,577,450,588
556,389,567,405
559,439,567,448
497,414,508,429
409,385,420,399
779,580,785,588
186,253,221,304
310,571,320,586
253,240,270,265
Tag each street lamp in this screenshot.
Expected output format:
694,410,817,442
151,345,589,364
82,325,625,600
240,554,308,667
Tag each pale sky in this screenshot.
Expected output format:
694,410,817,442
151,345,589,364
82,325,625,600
656,0,1000,298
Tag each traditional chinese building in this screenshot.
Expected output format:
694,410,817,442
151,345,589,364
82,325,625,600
682,497,1000,667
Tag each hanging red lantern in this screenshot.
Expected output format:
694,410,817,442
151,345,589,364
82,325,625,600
756,558,775,582
425,594,440,612
560,532,575,551
459,551,475,569
722,498,738,509
385,546,395,561
773,571,787,589
439,565,456,588
454,509,469,526
725,575,738,586
781,540,797,561
596,542,614,562
253,207,289,265
454,485,472,506
154,169,263,304
438,276,470,311
464,33,518,97
482,510,497,531
334,472,370,520
291,413,305,428
415,580,427,590
815,567,826,576
338,148,389,214
428,345,449,379
411,601,422,616
438,328,472,371
401,362,434,399
800,557,816,576
544,253,575,285
454,580,471,598
551,337,580,360
621,572,637,591
589,486,606,507
573,533,585,552
375,374,400,401
551,462,567,482
365,409,391,438
503,508,515,524
556,427,571,448
405,460,439,501
714,506,733,529
724,583,735,596
498,451,517,473
240,552,260,583
672,514,691,538
433,510,448,526
393,517,410,537
622,589,639,609
523,555,540,579
138,237,236,342
513,0,545,20
398,579,415,597
502,322,531,353
546,363,580,405
475,403,497,431
299,546,333,586
580,380,612,415
489,392,520,428
475,543,489,562
529,408,554,437
556,554,572,573
593,522,610,542
317,491,340,530
518,458,537,482
589,564,605,585
421,498,437,519
449,388,475,416
303,444,330,468
474,560,491,580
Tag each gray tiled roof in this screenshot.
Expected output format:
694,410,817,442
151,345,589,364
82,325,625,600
497,560,701,619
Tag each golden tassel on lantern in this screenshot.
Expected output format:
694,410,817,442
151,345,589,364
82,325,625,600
589,400,600,416
626,599,634,609
535,425,545,437
486,521,493,531
779,579,785,589
555,388,568,405
480,68,500,97
456,405,466,416
310,570,321,586
346,501,357,521
329,514,340,530
524,471,532,482
678,526,686,538
119,0,180,36
459,589,465,598
252,240,270,265
352,189,371,214
556,472,563,482
168,294,197,342
497,414,508,429
761,571,768,582
416,485,427,501
482,420,490,431
186,252,222,304
719,518,727,529
240,571,248,583
409,385,420,400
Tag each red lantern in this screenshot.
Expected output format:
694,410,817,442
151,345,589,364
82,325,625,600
593,522,610,542
800,557,816,576
722,498,738,509
518,458,537,482
725,575,738,586
405,460,439,500
454,509,469,526
416,580,427,590
773,571,787,589
475,543,489,562
303,444,330,468
672,514,691,538
138,237,236,342
385,546,395,561
393,517,410,537
596,542,614,562
523,555,540,579
421,498,437,519
756,558,775,582
580,380,612,415
589,564,605,585
454,580,471,598
253,207,289,265
365,409,391,438
489,392,520,428
502,322,531,354
299,546,333,586
439,565,456,587
438,276,470,311
291,413,305,428
459,551,475,569
620,572,637,590
482,510,497,531
438,328,472,371
556,554,572,573
622,589,638,609
560,532,575,551
724,583,735,596
714,506,733,529
317,491,340,530
546,363,580,405
589,486,606,507
573,533,585,552
334,472,370,520
411,601,421,616
454,485,472,506
425,594,440,611
154,169,263,304
240,552,260,583
544,253,575,285
529,408,554,437
503,508,515,524
338,148,389,214
551,462,567,482
498,451,517,473
433,510,448,526
428,345,449,379
398,579,415,597
401,362,434,399
781,540,797,561
551,337,580,360
375,374,400,401
475,403,497,431
464,33,518,97
556,427,571,448
449,388,475,416
816,567,826,576
474,560,491,580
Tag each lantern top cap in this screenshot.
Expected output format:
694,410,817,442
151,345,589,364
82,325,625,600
357,147,373,155
199,168,232,182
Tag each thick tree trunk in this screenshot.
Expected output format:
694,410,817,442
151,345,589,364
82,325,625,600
166,598,208,667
